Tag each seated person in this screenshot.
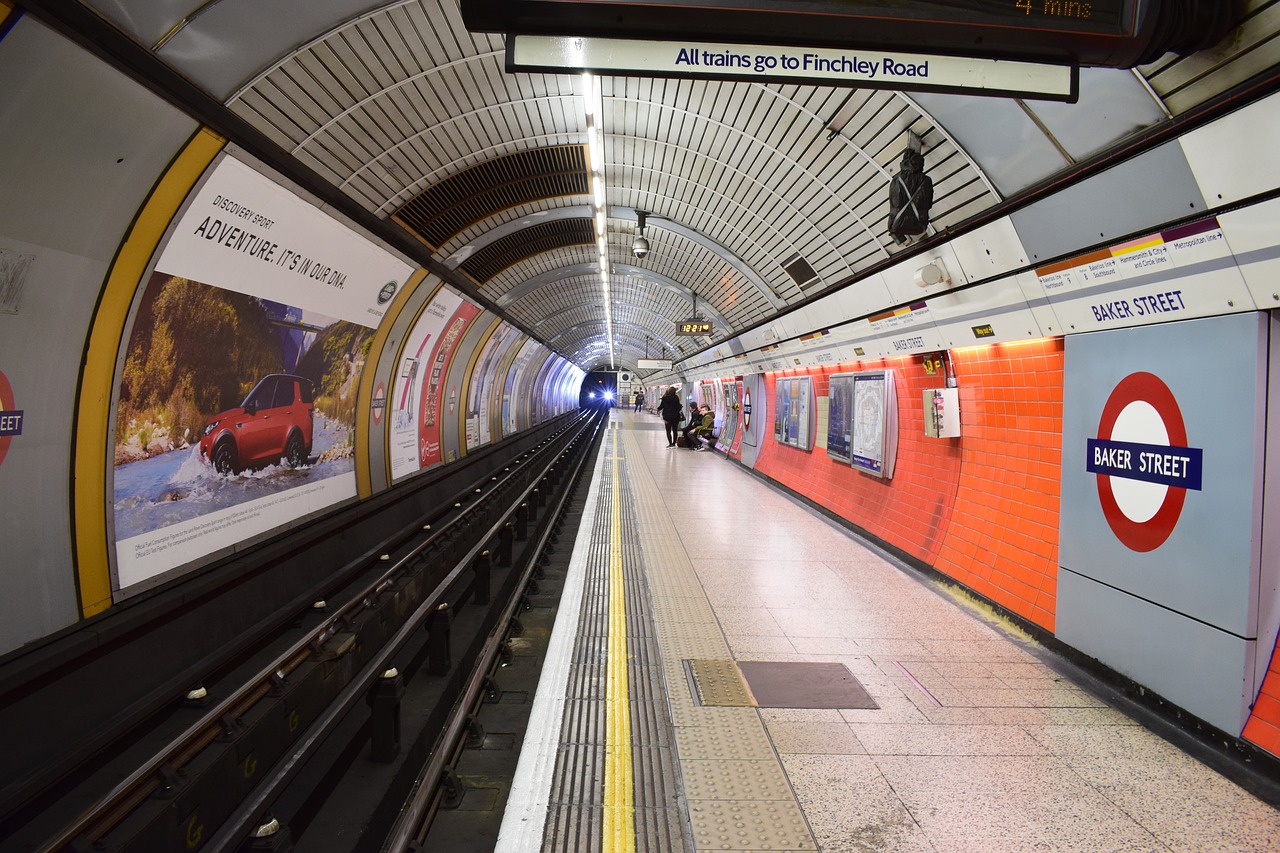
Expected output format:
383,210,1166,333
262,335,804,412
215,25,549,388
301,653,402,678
680,402,701,447
693,405,717,451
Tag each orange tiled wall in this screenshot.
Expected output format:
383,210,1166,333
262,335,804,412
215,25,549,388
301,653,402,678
754,340,1063,630
755,360,962,566
748,336,1280,757
1245,653,1280,758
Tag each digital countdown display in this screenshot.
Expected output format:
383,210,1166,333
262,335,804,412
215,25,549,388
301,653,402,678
466,0,1239,69
678,320,713,336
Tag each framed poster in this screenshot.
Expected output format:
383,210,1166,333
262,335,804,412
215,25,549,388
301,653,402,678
826,374,853,463
774,376,814,451
849,370,899,478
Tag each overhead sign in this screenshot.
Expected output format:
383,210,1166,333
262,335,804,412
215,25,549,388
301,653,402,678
1086,372,1203,552
472,0,1233,70
636,358,673,369
509,35,1077,100
1034,217,1254,333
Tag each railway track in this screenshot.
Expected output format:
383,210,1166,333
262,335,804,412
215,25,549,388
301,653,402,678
0,412,603,852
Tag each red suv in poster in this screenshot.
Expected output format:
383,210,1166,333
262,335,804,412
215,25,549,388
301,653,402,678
199,374,314,474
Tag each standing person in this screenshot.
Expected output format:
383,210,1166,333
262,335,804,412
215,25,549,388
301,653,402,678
657,386,683,447
633,389,645,412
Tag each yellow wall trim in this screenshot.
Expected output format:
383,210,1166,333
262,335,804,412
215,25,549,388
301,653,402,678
73,129,225,618
355,268,430,498
456,316,500,459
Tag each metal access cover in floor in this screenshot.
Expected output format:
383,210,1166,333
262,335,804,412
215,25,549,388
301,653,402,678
687,660,878,709
739,661,878,709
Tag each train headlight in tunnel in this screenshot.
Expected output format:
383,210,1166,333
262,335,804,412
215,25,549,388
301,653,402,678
603,390,614,402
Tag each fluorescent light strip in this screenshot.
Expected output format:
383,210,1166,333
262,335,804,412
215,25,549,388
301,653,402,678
582,72,613,368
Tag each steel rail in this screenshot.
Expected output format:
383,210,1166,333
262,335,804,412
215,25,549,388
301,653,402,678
39,414,593,852
381,415,603,851
199,415,599,851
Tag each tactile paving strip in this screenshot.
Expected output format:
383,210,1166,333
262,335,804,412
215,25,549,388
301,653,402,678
620,430,820,853
543,430,691,853
686,659,754,707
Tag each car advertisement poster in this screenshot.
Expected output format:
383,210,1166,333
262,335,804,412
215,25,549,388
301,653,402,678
389,287,463,480
112,155,413,591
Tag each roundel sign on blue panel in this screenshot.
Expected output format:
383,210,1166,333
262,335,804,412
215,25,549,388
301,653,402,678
0,370,23,468
1085,372,1203,552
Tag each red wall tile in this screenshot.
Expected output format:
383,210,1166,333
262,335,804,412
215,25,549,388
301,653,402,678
744,337,1280,758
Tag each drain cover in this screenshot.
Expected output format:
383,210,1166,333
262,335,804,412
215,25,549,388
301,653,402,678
686,660,877,709
738,661,878,709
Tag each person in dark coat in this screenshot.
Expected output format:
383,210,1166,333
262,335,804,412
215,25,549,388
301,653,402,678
888,148,933,244
657,386,683,447
681,402,701,448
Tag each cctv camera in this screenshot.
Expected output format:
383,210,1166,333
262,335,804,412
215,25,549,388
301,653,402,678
632,235,650,259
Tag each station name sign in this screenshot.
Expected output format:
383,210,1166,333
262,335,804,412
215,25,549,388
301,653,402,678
509,35,1077,100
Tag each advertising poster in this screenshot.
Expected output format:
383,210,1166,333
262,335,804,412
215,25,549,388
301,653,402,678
418,301,481,469
503,341,538,437
851,373,886,473
826,374,853,462
466,321,517,451
112,155,413,589
388,288,462,480
774,380,786,441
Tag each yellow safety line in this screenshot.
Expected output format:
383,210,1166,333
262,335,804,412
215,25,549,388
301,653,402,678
603,436,636,852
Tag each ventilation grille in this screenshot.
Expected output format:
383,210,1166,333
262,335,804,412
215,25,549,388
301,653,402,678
459,219,596,284
394,146,588,249
782,255,820,289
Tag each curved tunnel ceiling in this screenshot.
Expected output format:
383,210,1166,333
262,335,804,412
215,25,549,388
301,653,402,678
71,0,1279,372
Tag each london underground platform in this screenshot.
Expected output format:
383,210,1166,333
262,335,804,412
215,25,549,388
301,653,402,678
489,410,1280,852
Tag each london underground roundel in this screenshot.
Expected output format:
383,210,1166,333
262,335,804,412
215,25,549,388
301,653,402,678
0,370,22,468
1086,372,1203,553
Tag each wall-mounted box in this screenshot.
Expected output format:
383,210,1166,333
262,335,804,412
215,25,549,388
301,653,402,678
924,387,960,438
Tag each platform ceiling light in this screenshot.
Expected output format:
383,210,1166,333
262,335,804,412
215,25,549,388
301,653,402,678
583,72,614,369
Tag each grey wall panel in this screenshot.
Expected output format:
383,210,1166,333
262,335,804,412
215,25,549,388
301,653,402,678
0,238,102,652
1060,313,1266,635
0,20,198,259
0,19,197,654
1010,142,1208,264
911,92,1068,196
153,0,401,101
738,373,766,468
1026,68,1168,163
1058,569,1255,735
1261,314,1280,693
1058,312,1269,734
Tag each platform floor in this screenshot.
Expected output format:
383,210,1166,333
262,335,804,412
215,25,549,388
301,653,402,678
498,409,1280,852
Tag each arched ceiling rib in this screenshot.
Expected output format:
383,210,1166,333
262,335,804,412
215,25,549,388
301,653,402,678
72,0,1277,370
